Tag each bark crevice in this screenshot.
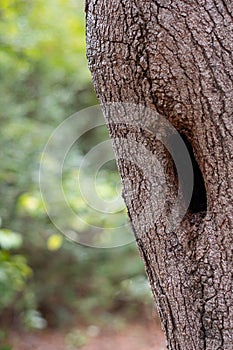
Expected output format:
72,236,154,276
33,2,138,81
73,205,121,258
170,132,208,215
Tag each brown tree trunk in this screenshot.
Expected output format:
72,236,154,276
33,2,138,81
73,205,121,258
86,1,233,349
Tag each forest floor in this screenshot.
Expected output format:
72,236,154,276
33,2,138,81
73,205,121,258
10,321,166,350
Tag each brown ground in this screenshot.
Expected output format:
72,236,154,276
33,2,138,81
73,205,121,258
10,322,166,350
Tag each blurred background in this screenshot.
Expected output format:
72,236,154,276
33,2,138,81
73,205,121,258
0,1,164,349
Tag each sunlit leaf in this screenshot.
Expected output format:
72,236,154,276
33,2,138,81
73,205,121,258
0,229,23,250
19,193,40,211
47,234,63,251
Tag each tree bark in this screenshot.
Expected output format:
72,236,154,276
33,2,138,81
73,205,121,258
86,1,233,349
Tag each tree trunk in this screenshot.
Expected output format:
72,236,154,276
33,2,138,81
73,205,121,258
86,1,233,349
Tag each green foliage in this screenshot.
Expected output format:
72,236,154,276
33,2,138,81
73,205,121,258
0,327,11,350
0,0,152,334
0,228,45,336
23,309,47,330
0,230,31,310
66,329,89,349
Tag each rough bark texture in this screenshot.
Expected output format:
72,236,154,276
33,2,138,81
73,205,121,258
86,1,233,349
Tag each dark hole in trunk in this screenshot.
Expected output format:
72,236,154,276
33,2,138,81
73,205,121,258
169,133,207,214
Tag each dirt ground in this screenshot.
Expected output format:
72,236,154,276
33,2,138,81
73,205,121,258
11,322,166,350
